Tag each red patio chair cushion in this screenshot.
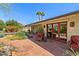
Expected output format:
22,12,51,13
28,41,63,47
71,43,79,49
71,36,79,43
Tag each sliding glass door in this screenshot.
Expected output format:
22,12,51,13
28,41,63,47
53,24,59,38
60,22,67,39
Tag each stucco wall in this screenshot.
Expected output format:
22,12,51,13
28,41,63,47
23,26,31,32
67,13,79,41
31,24,43,33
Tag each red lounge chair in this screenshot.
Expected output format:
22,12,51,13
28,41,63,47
70,35,79,50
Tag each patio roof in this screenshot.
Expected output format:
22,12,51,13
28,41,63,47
25,10,79,27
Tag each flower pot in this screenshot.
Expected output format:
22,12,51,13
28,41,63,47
36,32,44,41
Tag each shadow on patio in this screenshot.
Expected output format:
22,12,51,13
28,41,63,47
29,35,68,56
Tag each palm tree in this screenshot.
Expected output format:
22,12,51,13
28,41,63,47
36,11,45,21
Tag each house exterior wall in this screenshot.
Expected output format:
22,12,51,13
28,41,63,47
67,13,79,42
29,13,79,42
23,26,31,32
31,24,43,33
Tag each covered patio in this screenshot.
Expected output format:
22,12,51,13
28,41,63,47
24,10,79,56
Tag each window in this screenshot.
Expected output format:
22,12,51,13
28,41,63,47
48,24,52,32
60,23,67,33
53,24,58,33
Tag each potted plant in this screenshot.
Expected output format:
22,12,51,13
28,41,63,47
36,26,44,41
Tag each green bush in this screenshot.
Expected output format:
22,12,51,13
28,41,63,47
5,31,27,40
15,31,26,39
21,31,29,36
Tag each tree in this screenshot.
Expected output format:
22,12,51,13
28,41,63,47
6,19,23,32
0,20,5,31
36,11,45,21
16,23,23,31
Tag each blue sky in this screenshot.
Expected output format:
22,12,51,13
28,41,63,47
0,3,79,25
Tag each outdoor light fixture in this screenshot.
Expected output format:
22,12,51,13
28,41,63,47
44,25,45,28
70,21,75,27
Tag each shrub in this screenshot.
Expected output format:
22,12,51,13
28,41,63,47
21,31,29,36
4,35,15,40
36,26,44,33
5,31,27,40
14,31,26,40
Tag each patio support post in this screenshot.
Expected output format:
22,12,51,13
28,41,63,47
52,23,54,32
58,23,60,39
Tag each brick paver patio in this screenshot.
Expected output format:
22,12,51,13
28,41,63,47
30,35,68,56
